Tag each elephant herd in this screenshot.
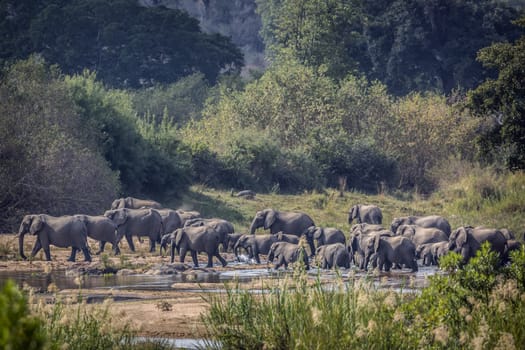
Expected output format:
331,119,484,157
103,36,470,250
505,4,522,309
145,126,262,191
17,199,521,272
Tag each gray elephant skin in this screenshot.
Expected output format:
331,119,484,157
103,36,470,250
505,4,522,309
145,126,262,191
396,224,448,249
74,215,119,255
18,214,91,262
104,208,163,253
305,226,346,248
350,223,385,235
176,210,201,226
348,204,383,225
249,208,316,255
367,235,418,272
225,233,244,252
448,226,507,264
157,209,183,234
391,215,451,236
111,197,162,210
184,218,234,251
267,241,309,270
161,226,227,267
349,228,392,270
234,232,299,264
315,243,350,269
416,241,449,266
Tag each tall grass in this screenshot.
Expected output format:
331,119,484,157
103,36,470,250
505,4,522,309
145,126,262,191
202,246,525,349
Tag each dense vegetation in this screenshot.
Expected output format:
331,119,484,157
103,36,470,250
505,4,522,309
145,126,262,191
0,1,524,232
202,246,525,349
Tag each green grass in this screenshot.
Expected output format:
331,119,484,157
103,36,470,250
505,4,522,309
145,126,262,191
168,169,525,238
201,246,525,349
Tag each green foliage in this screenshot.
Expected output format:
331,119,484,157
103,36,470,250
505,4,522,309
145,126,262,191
0,0,243,88
0,280,46,350
468,15,525,171
0,56,119,231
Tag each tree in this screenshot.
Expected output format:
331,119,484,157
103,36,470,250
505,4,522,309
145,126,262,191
468,16,525,171
0,0,243,88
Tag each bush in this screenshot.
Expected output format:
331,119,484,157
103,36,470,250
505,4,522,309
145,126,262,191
0,280,46,350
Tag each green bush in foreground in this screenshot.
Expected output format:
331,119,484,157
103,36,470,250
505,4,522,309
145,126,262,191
202,245,525,349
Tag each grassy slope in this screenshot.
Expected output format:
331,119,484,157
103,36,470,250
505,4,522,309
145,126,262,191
168,184,525,239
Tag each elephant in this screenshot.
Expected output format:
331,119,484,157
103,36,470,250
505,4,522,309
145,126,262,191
157,209,183,235
448,226,507,264
304,226,346,248
231,189,256,199
315,243,351,269
267,241,309,270
503,240,522,264
161,226,227,267
74,215,119,255
225,233,244,252
111,197,162,210
396,224,448,249
415,241,449,266
391,215,451,237
176,210,201,226
233,232,299,264
366,235,418,272
348,205,383,225
104,208,163,253
348,229,392,270
249,208,316,255
18,214,91,262
350,223,385,235
184,218,234,252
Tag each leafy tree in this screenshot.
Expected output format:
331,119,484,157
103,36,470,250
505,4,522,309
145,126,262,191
256,0,369,78
0,0,243,88
0,56,119,231
468,15,525,171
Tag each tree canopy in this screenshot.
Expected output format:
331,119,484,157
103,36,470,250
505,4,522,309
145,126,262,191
0,0,243,88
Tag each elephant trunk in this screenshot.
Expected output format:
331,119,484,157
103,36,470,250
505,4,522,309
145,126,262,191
18,230,27,260
249,220,258,234
234,242,241,261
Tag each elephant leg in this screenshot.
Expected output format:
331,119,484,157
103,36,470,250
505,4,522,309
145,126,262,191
125,234,135,252
215,252,227,267
96,241,106,255
30,239,42,258
179,247,188,264
82,247,92,262
68,247,77,262
149,237,156,252
191,250,199,267
170,243,176,263
206,253,214,268
37,235,52,261
253,246,261,264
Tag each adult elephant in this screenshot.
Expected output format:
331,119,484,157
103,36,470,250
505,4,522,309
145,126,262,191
304,226,346,247
448,226,507,264
184,218,234,252
104,208,163,253
396,225,448,249
18,215,91,262
348,205,382,225
110,197,162,210
366,235,418,272
74,215,119,255
315,243,351,269
350,223,385,235
391,215,451,237
249,208,315,255
349,228,392,270
161,226,227,267
267,242,309,270
234,232,299,264
157,209,183,234
176,210,201,226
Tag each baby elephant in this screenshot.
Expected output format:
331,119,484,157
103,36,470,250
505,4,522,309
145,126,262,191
315,243,351,269
267,242,309,270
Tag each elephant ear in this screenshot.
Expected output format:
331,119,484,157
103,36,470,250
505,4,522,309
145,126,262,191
114,209,128,226
374,235,382,253
29,215,45,235
174,229,184,247
456,227,468,248
313,228,323,240
264,210,277,230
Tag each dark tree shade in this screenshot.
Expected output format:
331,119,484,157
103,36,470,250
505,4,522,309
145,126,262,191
0,0,243,88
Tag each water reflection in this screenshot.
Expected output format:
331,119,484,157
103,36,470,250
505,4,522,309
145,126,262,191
0,263,439,293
